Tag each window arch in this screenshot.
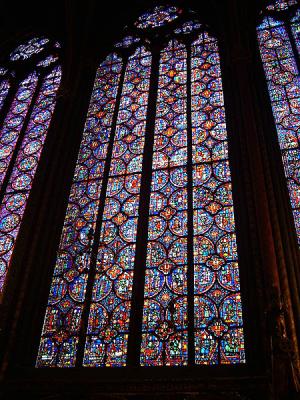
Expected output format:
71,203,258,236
0,37,62,295
257,0,300,244
37,6,245,368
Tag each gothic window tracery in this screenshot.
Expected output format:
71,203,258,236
37,6,245,368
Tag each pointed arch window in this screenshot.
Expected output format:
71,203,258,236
37,6,245,368
257,0,300,243
0,37,62,295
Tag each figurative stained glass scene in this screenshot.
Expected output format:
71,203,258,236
37,5,245,367
258,0,300,243
0,37,62,294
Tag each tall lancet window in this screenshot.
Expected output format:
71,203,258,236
37,6,245,368
0,37,62,295
257,0,300,243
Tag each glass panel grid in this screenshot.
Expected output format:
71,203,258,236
140,40,189,367
36,54,122,367
258,13,300,243
83,47,151,367
191,33,245,365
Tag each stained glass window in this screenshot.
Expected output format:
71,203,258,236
37,6,245,368
0,37,62,294
140,39,189,366
0,69,10,113
83,46,151,367
258,0,300,243
135,5,180,29
266,0,297,11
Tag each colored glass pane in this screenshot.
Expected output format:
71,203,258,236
36,54,122,367
0,79,10,112
0,73,38,291
0,66,62,292
0,37,62,295
136,6,180,29
37,55,59,68
258,14,300,243
0,73,38,191
291,9,300,55
10,37,49,61
140,40,189,366
174,21,202,35
191,32,245,364
83,47,151,367
0,68,8,75
115,36,140,49
266,0,297,11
